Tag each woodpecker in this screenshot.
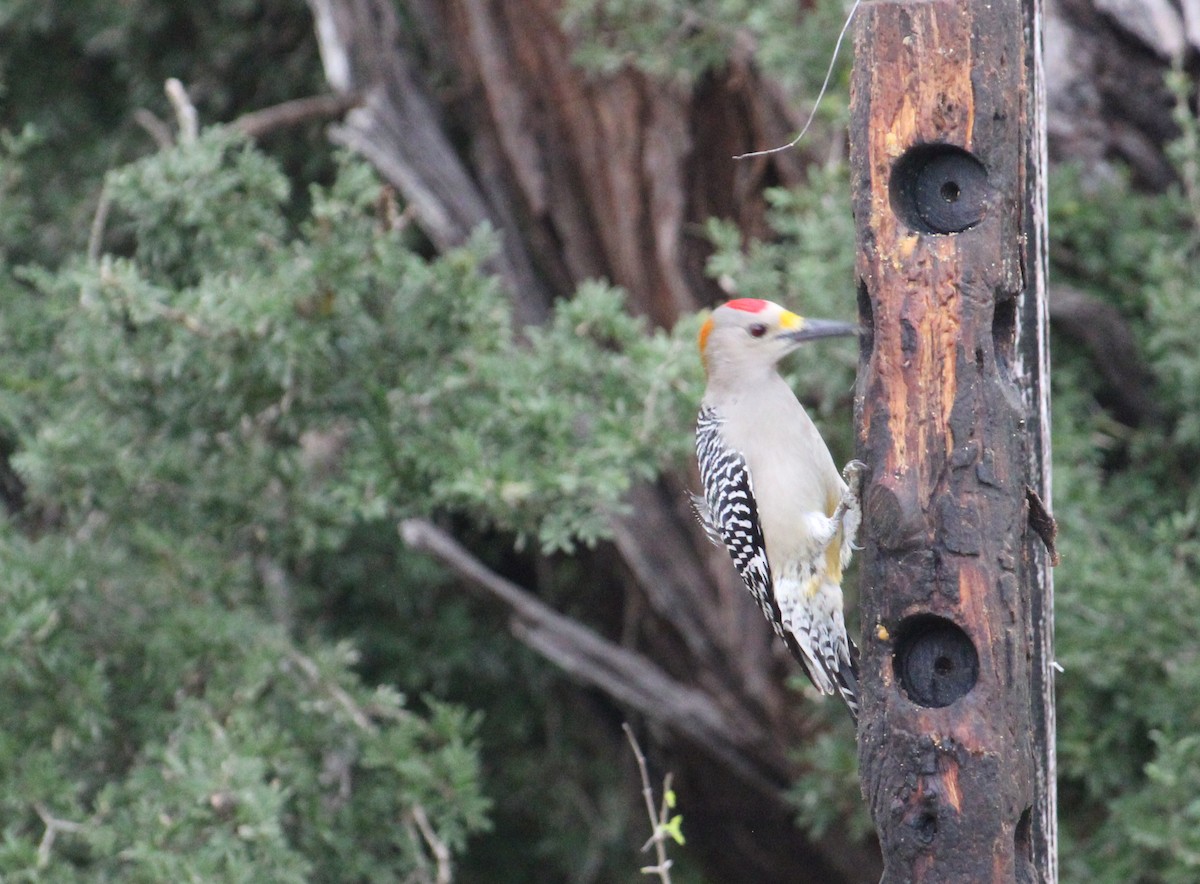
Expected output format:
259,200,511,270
694,297,864,720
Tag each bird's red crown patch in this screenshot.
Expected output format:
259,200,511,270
724,298,769,313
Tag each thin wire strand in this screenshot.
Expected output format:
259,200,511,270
733,0,861,161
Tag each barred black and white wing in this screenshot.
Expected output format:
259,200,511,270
695,406,819,684
695,408,771,609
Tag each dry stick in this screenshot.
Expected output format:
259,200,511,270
86,185,111,266
285,648,378,734
655,771,675,847
232,92,363,139
623,723,672,883
164,78,198,144
644,771,676,854
34,803,85,870
410,804,453,884
134,108,175,148
733,0,861,160
81,185,113,307
1048,283,1160,427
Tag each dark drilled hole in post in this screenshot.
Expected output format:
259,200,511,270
894,614,979,707
889,143,990,234
857,277,874,360
1015,805,1033,864
914,810,938,845
993,294,1017,377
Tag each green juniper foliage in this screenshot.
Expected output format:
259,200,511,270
1048,159,1200,882
0,0,329,266
0,133,501,881
0,126,700,880
561,0,854,99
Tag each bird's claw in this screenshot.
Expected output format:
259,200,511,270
837,460,866,512
841,459,867,495
837,460,866,549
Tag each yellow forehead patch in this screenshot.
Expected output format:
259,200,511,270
779,310,803,331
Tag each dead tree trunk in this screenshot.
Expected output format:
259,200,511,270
850,0,1056,881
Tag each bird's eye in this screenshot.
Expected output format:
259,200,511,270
748,323,768,338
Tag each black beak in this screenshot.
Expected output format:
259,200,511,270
782,319,860,343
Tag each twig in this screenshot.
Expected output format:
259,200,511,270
165,78,199,144
410,804,453,884
133,108,175,149
34,803,85,870
86,184,111,266
655,772,675,846
733,0,861,160
308,0,550,323
623,723,673,883
232,92,363,139
285,648,377,734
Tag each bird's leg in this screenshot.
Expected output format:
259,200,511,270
813,465,865,554
824,461,865,527
800,469,868,559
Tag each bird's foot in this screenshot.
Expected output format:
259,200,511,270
839,460,867,549
841,459,867,497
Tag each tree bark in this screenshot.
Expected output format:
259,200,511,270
850,0,1055,881
1046,0,1200,189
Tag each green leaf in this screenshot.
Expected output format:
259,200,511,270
661,814,685,846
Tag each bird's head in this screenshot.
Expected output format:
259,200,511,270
698,298,858,377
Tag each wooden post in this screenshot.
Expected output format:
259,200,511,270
849,0,1056,881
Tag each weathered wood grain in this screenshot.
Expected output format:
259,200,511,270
850,0,1055,880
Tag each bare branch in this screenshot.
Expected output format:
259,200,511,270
34,804,85,870
285,648,377,734
164,78,198,144
399,518,784,794
305,0,549,325
623,723,673,884
86,185,111,266
133,108,174,149
608,484,724,658
410,804,453,884
1048,284,1158,426
232,92,363,139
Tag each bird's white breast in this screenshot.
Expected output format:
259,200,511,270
710,374,846,568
